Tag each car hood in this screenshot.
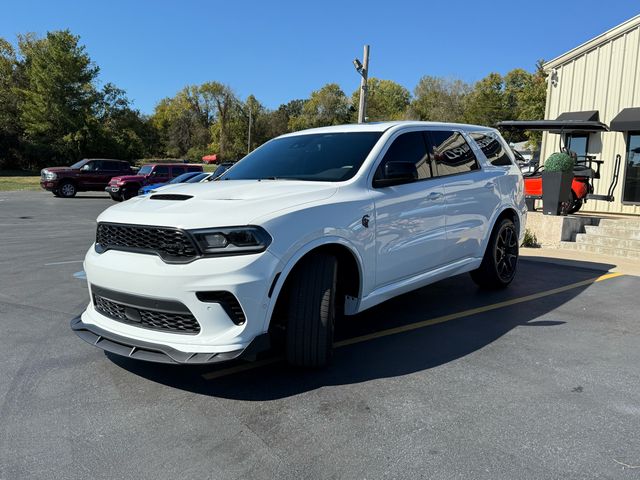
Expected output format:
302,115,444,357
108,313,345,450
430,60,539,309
109,174,146,183
43,167,76,173
97,180,339,228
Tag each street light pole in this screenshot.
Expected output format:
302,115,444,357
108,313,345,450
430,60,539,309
357,45,370,123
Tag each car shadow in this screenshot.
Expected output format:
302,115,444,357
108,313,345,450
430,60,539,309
107,258,616,400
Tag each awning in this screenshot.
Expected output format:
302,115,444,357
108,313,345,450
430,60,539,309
556,110,600,122
610,107,640,132
496,120,609,133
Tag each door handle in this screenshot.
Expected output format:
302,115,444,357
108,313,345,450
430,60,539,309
427,192,443,201
484,183,494,189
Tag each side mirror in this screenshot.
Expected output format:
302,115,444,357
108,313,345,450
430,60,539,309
373,161,418,188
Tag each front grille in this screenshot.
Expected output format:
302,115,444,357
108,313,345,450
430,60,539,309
96,222,198,262
93,293,201,334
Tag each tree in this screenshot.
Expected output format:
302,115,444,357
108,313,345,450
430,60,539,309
265,99,306,138
515,61,548,149
17,30,100,164
408,76,470,123
351,78,410,121
289,83,350,130
0,38,21,168
200,82,236,159
463,73,509,127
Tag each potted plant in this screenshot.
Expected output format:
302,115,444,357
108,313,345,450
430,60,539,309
542,152,575,215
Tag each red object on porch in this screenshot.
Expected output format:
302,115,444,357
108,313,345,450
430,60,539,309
202,154,218,164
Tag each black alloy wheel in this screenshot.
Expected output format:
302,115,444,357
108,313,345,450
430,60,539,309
494,222,518,283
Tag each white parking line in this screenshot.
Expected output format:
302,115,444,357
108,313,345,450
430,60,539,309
44,259,84,266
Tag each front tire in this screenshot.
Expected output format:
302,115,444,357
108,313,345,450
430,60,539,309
470,218,519,289
58,181,77,198
285,252,337,368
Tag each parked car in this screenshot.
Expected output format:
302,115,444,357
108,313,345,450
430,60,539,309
138,171,205,196
212,161,235,178
40,159,135,198
106,163,203,201
72,121,526,368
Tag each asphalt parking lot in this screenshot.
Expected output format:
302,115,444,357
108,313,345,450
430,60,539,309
1,190,639,480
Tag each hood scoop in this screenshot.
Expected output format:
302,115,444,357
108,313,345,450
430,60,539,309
149,194,193,201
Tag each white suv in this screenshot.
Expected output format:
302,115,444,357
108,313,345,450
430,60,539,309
72,122,526,367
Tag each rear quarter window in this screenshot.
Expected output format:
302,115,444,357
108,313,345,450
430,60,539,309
471,132,514,167
428,131,480,176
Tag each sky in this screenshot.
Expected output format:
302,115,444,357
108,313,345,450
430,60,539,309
1,1,639,114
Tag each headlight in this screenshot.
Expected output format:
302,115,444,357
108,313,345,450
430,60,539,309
43,170,57,181
190,226,272,256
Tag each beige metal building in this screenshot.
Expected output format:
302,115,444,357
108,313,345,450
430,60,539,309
541,14,640,215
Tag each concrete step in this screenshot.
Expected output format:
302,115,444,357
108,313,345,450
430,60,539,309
584,225,640,240
575,233,640,251
598,218,640,229
559,241,640,259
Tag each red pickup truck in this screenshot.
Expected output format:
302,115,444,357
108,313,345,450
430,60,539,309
106,163,203,201
40,159,135,198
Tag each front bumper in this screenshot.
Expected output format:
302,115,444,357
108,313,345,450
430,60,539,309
80,246,281,358
40,180,58,191
71,316,270,364
106,185,123,195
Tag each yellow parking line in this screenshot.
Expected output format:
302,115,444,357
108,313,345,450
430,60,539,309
202,272,623,380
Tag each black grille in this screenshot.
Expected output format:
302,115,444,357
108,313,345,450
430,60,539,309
93,293,201,334
96,222,198,262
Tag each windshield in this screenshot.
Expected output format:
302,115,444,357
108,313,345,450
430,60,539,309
70,159,89,169
219,132,382,182
169,172,199,184
138,165,153,175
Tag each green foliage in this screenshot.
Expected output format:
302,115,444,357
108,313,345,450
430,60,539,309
521,228,540,248
0,27,548,172
351,78,410,121
544,152,574,172
408,76,470,122
289,83,350,130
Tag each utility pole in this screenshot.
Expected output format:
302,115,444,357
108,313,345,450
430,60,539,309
354,45,370,123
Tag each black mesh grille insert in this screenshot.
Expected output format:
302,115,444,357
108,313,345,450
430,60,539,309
96,222,198,262
93,292,201,334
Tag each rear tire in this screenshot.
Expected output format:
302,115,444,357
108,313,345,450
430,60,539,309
285,252,337,368
58,181,76,198
470,218,519,289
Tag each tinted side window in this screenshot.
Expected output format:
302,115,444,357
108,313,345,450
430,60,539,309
376,131,433,181
428,131,479,176
102,161,121,171
154,166,170,176
471,132,513,166
171,166,186,177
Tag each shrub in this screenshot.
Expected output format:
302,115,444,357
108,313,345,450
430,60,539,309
544,152,574,173
521,228,540,248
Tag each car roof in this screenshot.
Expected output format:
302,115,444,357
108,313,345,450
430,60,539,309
279,121,496,137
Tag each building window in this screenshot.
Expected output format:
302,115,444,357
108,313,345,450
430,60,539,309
565,134,589,160
622,132,640,204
